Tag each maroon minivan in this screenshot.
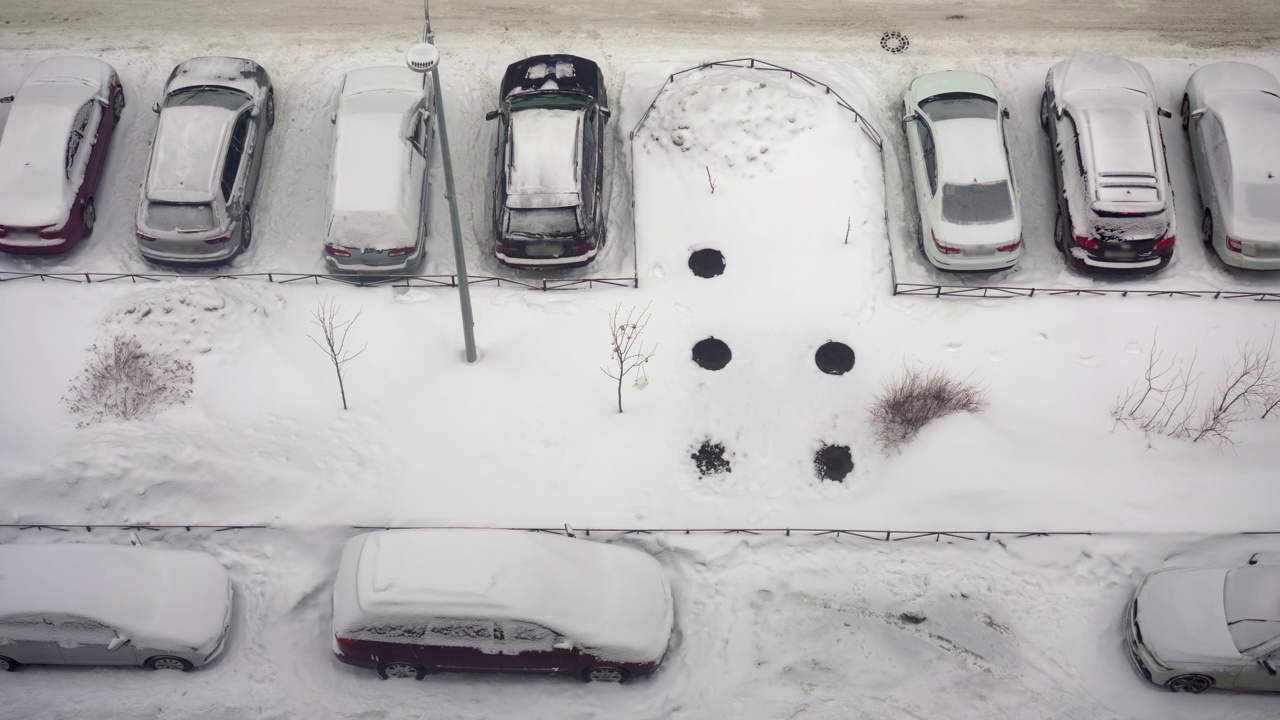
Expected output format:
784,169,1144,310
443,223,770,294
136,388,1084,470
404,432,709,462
331,529,674,683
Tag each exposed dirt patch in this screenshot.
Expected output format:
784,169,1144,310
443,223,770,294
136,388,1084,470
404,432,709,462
692,439,732,476
815,341,855,375
814,444,854,481
688,248,725,278
692,337,732,370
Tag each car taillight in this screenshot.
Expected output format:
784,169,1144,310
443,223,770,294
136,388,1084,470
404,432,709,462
136,230,156,243
495,243,519,255
1153,235,1175,251
996,236,1022,253
1072,233,1099,251
1226,236,1242,252
932,229,961,255
204,231,234,245
568,241,594,254
386,246,416,257
325,244,352,257
336,636,358,646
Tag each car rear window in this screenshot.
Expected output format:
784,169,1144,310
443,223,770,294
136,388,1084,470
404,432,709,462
507,207,579,237
920,94,999,122
145,202,216,232
941,181,1015,224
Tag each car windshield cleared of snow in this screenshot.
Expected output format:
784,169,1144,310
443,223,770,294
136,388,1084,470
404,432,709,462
920,94,999,122
145,201,216,232
507,207,579,236
165,87,250,111
507,92,590,111
941,181,1015,224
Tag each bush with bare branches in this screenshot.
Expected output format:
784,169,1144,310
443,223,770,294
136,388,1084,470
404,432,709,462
869,365,988,453
600,304,655,413
310,298,366,410
63,335,193,426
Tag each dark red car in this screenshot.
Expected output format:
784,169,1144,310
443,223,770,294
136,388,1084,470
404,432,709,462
0,56,124,254
331,529,674,683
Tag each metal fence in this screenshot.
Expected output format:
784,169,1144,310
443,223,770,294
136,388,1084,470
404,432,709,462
892,277,1280,301
0,271,638,290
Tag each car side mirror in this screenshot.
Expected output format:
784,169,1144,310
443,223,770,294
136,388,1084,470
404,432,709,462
107,635,131,652
151,102,160,114
902,113,917,123
485,109,500,121
330,111,337,125
552,638,573,651
1002,108,1011,120
0,95,13,104
1262,658,1277,676
599,107,611,120
1158,108,1173,119
1189,109,1205,121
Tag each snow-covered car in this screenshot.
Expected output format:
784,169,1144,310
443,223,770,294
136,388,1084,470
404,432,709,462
323,66,433,273
0,543,232,672
1182,62,1280,271
1040,54,1177,273
1126,563,1280,693
902,71,1022,271
487,54,609,269
134,57,274,266
331,529,673,682
0,56,124,254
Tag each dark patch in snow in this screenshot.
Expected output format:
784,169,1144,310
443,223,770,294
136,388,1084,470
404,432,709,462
814,444,854,482
880,31,910,53
688,248,725,278
814,341,855,375
692,440,731,476
945,14,966,20
899,611,927,625
692,337,731,370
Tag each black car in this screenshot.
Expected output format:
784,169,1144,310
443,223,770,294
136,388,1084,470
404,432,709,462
486,55,609,269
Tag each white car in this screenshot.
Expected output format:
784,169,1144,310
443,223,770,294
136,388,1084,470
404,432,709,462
903,71,1022,271
0,543,232,672
1182,61,1280,271
1127,562,1280,693
323,67,433,273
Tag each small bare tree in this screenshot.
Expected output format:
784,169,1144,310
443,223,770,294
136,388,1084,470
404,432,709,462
705,166,717,194
601,304,656,413
869,364,988,454
1191,334,1278,445
1111,333,1200,438
63,334,193,426
309,298,366,410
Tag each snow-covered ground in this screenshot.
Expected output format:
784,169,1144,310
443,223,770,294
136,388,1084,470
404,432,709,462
2,1,1280,718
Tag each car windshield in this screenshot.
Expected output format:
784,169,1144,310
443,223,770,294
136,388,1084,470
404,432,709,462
1243,184,1280,224
1225,566,1280,654
507,207,579,237
920,94,999,122
164,87,250,111
506,93,590,111
941,181,1015,224
145,202,216,233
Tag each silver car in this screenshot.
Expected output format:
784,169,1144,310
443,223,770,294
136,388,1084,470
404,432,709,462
135,57,274,266
0,543,232,672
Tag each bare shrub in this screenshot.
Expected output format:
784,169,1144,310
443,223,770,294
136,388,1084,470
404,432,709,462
1111,334,1200,438
1191,334,1278,446
870,365,988,454
600,304,655,413
63,335,193,426
309,298,366,410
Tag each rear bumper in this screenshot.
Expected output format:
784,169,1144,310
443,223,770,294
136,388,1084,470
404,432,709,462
139,240,240,266
496,242,599,269
0,235,78,254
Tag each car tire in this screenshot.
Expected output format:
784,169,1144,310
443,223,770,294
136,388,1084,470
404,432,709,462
112,87,125,123
240,209,253,251
1039,92,1052,133
265,89,275,131
82,196,96,237
1180,94,1190,132
1201,210,1213,247
1053,207,1067,251
582,666,630,684
146,656,193,672
1166,674,1213,693
377,662,426,680
0,655,18,672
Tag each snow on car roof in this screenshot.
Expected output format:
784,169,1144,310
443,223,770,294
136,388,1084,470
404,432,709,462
0,81,98,227
1074,94,1157,176
933,118,1008,185
335,529,672,661
341,66,424,98
1057,54,1152,96
1225,565,1280,653
328,79,421,249
506,107,583,209
0,543,230,653
146,104,240,204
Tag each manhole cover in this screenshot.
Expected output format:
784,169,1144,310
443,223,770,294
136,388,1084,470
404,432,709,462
692,337,732,370
692,440,732,476
688,248,726,278
815,341,855,375
815,444,854,482
880,30,910,53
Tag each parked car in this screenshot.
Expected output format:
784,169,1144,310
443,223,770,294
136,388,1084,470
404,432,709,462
134,57,274,266
1182,62,1280,271
331,529,674,682
903,71,1022,271
1126,561,1280,693
1040,54,1177,273
0,56,123,254
324,66,433,273
487,54,609,269
0,543,232,672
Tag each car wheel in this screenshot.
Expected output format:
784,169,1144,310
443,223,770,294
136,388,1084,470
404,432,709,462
146,656,193,672
1053,207,1067,251
582,666,630,683
0,655,18,672
1201,210,1213,247
112,87,125,123
1180,94,1191,132
1167,674,1213,693
82,196,96,237
377,662,425,680
265,90,275,131
240,209,253,251
1039,92,1052,133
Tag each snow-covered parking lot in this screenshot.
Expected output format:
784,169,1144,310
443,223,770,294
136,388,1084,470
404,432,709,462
2,0,1280,718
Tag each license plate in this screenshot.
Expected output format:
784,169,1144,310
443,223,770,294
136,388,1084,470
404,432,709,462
1102,249,1136,261
524,243,563,258
3,232,40,241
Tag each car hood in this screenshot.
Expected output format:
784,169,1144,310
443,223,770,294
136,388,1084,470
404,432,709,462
909,71,997,104
167,57,266,102
1136,568,1242,665
1054,54,1155,97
